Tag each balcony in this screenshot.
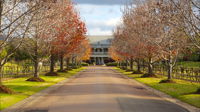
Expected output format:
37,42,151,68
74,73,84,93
91,44,110,48
91,52,110,57
92,52,108,55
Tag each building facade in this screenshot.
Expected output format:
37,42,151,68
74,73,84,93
87,35,113,65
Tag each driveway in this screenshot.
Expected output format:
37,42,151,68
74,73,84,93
13,67,189,112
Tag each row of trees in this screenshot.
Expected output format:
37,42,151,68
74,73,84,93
0,0,91,93
110,0,199,82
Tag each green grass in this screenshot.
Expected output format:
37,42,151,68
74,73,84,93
115,67,200,108
0,67,85,110
176,61,200,68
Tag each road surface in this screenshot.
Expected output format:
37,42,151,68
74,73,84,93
21,67,188,112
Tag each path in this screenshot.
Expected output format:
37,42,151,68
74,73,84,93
15,67,188,112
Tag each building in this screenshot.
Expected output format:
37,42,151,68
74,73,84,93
87,35,114,65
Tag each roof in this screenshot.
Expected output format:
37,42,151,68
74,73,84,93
87,35,113,44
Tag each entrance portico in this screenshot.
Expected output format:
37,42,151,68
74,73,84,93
88,35,113,65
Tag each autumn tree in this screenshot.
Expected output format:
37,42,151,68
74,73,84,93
131,1,162,76
24,1,58,82
71,39,91,67
109,46,123,67
0,0,46,93
170,0,200,49
112,0,189,82
171,0,200,93
111,1,161,75
111,25,130,69
44,0,87,73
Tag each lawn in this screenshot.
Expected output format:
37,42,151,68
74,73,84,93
176,61,200,68
115,67,200,108
0,67,85,110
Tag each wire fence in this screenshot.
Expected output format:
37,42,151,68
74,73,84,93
153,66,200,83
1,61,50,78
138,65,200,83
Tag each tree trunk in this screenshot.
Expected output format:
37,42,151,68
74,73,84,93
50,54,55,73
34,60,39,77
75,58,77,67
117,61,120,67
125,60,128,70
130,58,133,71
34,43,39,78
136,59,141,72
148,57,154,75
59,54,64,71
66,58,70,69
118,61,120,68
122,61,125,69
168,55,173,80
72,57,76,68
72,57,74,68
0,66,2,85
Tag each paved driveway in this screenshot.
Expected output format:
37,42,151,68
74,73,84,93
18,67,188,112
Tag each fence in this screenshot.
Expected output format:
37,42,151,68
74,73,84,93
121,63,200,83
1,61,50,78
153,66,200,83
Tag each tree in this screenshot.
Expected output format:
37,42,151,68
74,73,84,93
153,0,188,82
112,0,189,82
0,0,44,93
71,39,91,67
112,1,161,75
111,25,129,69
170,0,200,93
24,1,57,82
170,0,200,49
43,0,87,73
131,1,162,76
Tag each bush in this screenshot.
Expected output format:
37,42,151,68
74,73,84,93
68,63,89,67
81,62,89,66
106,62,118,66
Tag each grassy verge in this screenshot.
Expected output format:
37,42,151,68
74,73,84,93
114,67,200,108
0,67,85,110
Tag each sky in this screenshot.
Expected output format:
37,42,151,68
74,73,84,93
73,0,132,36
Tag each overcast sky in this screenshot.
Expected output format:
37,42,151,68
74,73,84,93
73,0,132,35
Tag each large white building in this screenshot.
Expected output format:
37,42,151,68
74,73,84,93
87,35,114,65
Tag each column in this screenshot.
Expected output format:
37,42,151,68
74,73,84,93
100,57,102,65
96,57,99,65
94,57,96,65
101,57,104,65
98,57,100,65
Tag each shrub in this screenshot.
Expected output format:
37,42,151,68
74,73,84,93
106,62,118,66
81,62,89,66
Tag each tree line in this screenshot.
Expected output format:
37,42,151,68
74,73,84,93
0,0,91,93
110,0,199,82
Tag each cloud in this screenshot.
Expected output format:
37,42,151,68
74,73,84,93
76,4,123,35
87,18,122,28
106,18,122,26
88,28,113,35
86,18,121,35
